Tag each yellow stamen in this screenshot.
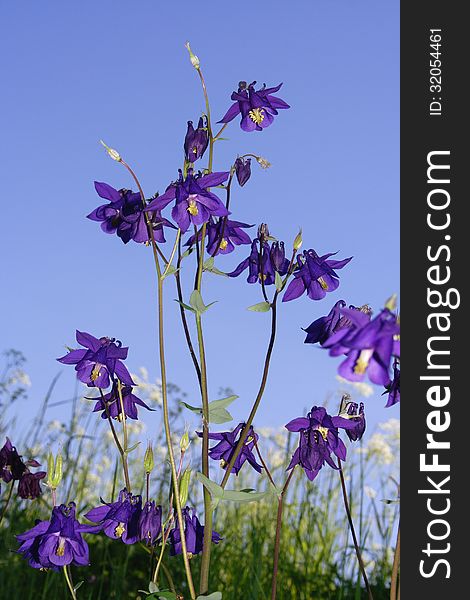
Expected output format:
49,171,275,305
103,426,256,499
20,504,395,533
258,273,267,281
245,435,253,445
187,199,198,216
354,349,373,374
115,523,126,537
317,426,329,441
219,238,228,250
91,364,102,382
56,538,66,556
318,276,329,291
248,108,265,125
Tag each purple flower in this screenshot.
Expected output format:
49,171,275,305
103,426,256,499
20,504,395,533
218,81,290,132
303,300,347,345
169,507,222,557
184,117,209,162
92,381,152,420
228,237,289,285
283,250,352,302
342,402,366,442
16,503,98,569
1,438,26,483
324,308,400,386
57,331,135,389
234,157,251,186
145,169,229,233
87,182,172,244
84,488,142,545
196,422,262,475
18,471,47,500
285,406,356,481
383,362,400,407
139,501,162,546
186,217,253,256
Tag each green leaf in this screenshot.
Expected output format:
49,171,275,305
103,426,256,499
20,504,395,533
161,264,178,280
180,401,202,415
181,247,194,259
222,489,269,503
174,299,196,313
275,271,283,292
247,301,271,312
149,582,159,594
125,441,141,454
203,257,215,271
196,593,223,600
196,472,224,509
208,395,237,424
73,581,84,592
189,290,216,314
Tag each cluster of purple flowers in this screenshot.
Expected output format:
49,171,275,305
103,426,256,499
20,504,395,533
0,438,45,499
303,301,400,406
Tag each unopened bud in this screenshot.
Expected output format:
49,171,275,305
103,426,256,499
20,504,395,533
256,156,271,169
144,443,154,474
46,451,63,489
179,467,191,507
185,42,200,69
385,293,398,312
293,229,303,251
180,431,191,453
100,140,121,162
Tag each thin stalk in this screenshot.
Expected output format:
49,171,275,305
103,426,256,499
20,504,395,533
213,122,228,140
161,561,176,593
152,521,167,584
337,458,373,600
62,565,77,600
99,388,131,491
390,521,400,600
270,468,295,600
0,481,14,525
254,441,277,489
116,380,130,491
161,228,181,278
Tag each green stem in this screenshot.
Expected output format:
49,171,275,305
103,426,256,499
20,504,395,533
62,565,77,600
99,388,131,491
390,521,400,600
0,481,14,526
270,467,295,600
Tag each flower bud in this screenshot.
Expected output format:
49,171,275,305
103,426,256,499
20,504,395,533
185,42,200,69
234,157,252,187
385,293,398,311
100,140,121,162
257,223,270,243
184,117,209,162
46,451,63,489
256,156,271,169
179,467,191,507
180,431,191,454
144,442,154,474
293,229,303,251
270,241,286,272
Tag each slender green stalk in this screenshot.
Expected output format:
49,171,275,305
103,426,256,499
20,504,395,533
337,458,373,600
270,467,296,600
390,521,400,600
116,380,131,491
62,565,77,600
99,388,131,491
0,481,14,525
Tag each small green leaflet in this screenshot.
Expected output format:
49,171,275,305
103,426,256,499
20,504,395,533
180,395,238,424
247,301,271,312
196,472,270,510
196,593,223,600
203,256,228,277
189,290,217,314
275,271,284,292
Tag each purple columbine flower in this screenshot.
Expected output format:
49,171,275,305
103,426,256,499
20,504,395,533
341,401,366,442
196,422,263,475
18,472,47,500
169,507,222,557
184,117,209,162
16,503,99,569
228,237,289,285
285,406,357,481
283,250,352,302
303,300,347,345
186,216,253,256
218,81,290,132
84,488,142,545
234,157,252,186
324,308,400,386
383,362,400,407
145,169,229,233
57,331,135,389
92,381,152,420
87,182,172,244
1,438,26,483
139,501,162,546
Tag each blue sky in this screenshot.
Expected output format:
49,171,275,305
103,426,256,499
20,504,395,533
1,1,399,437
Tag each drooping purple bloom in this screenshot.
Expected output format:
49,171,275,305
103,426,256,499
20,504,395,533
169,507,222,557
84,488,142,545
342,402,366,442
228,238,289,285
57,331,135,389
270,241,287,273
92,381,152,420
139,501,162,546
283,249,352,302
285,406,356,481
18,471,47,500
218,81,290,132
234,157,252,186
0,438,26,483
324,308,400,386
186,216,253,256
303,300,347,345
16,503,98,569
145,169,229,233
383,362,400,407
196,422,262,475
184,117,209,162
87,182,172,244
